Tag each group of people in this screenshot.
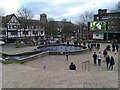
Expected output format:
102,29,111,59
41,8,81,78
92,52,102,66
68,42,117,71
112,43,119,52
106,55,115,70
88,43,101,51
92,48,115,70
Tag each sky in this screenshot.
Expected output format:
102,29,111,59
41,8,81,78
0,0,119,23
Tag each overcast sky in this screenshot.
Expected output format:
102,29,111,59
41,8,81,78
0,0,119,23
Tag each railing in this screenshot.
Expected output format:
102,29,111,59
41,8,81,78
82,61,90,72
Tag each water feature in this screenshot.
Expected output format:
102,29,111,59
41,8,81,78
37,45,84,52
2,44,86,61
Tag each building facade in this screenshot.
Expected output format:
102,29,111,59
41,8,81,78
94,9,120,40
0,14,45,44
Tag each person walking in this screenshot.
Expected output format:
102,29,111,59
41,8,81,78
97,52,102,66
112,43,115,52
106,55,110,69
87,43,91,51
94,43,96,48
66,52,69,61
92,52,97,65
97,43,100,50
90,43,94,51
109,56,115,70
116,44,119,52
103,49,108,57
69,62,76,70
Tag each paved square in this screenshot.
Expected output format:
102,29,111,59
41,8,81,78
1,43,119,88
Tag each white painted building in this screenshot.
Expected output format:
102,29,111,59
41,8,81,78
1,14,45,43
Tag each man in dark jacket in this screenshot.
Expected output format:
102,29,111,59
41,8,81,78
97,43,100,50
109,56,115,70
69,62,76,70
92,52,97,65
112,43,115,52
103,49,108,57
116,44,119,52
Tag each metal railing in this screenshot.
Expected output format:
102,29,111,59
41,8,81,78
82,61,90,72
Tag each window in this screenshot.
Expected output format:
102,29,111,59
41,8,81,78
11,31,17,35
8,25,11,29
18,25,21,29
0,31,6,35
23,31,28,35
33,31,38,34
41,31,44,34
96,17,99,20
2,31,6,35
34,26,36,29
12,25,17,29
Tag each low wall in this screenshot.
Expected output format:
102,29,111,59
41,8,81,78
49,49,88,55
1,51,49,64
1,45,88,64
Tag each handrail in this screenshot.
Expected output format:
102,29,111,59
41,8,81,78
82,61,90,71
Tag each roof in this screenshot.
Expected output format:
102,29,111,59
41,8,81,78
2,14,22,27
2,14,42,28
2,14,13,27
94,12,120,16
18,17,41,27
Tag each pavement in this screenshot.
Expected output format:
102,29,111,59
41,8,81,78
0,43,119,88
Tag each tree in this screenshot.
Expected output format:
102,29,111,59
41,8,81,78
116,1,120,12
16,6,34,41
16,6,33,19
0,8,5,16
62,22,76,38
80,11,94,25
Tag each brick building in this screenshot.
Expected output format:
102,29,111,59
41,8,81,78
94,9,120,41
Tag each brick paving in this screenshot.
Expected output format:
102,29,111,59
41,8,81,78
1,43,119,88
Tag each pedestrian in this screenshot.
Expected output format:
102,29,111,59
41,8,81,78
67,40,69,45
92,52,97,65
90,43,94,51
106,55,110,69
97,43,100,50
97,52,102,66
94,43,96,48
87,43,91,50
83,41,86,46
116,44,119,52
66,52,69,61
112,43,115,52
69,62,76,70
103,49,108,58
109,56,115,70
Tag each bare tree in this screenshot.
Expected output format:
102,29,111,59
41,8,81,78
116,1,120,12
80,11,94,24
17,6,33,19
0,8,5,16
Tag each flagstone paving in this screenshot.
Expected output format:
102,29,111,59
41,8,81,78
1,43,119,88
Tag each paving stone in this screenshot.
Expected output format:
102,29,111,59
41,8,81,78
1,43,119,88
